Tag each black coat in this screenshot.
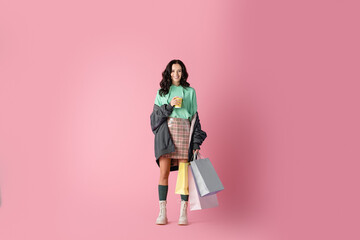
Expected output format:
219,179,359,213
150,103,207,171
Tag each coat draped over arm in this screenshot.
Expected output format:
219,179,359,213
150,103,207,171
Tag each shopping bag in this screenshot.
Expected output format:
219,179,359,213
175,162,190,195
190,152,224,197
189,162,219,211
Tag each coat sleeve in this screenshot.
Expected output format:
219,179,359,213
150,103,174,134
192,112,207,150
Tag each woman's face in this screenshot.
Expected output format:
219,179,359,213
171,63,182,85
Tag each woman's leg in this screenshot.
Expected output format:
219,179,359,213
178,159,189,201
156,156,171,225
159,156,171,185
158,156,171,200
177,159,189,225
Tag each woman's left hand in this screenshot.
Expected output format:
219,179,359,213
193,149,199,155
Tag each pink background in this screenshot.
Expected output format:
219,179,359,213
0,0,359,239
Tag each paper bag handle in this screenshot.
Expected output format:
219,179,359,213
192,151,204,161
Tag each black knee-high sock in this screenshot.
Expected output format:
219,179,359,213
181,194,189,201
158,185,168,201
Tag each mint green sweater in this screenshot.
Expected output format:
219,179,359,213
154,84,197,121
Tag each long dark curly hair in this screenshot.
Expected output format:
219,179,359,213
159,59,190,97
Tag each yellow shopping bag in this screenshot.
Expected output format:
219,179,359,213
175,162,190,195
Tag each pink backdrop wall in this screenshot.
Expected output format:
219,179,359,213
1,0,359,239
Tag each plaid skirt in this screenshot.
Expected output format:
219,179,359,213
162,117,190,161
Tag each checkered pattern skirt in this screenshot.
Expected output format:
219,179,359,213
161,117,190,160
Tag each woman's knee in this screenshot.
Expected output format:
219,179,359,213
159,157,170,177
159,166,170,176
159,170,170,181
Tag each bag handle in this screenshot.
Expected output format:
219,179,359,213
192,152,197,161
192,151,204,161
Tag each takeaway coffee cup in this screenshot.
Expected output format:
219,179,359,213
174,97,183,108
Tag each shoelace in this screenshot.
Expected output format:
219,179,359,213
180,201,187,215
159,203,166,216
160,208,165,215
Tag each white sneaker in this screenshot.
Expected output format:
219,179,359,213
178,200,188,225
156,200,168,225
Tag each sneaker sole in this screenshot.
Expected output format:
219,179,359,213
156,219,168,225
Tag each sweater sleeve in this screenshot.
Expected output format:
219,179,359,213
191,88,198,118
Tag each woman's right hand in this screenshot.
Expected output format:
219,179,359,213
170,97,180,107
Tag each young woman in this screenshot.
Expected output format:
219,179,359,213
150,59,207,225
